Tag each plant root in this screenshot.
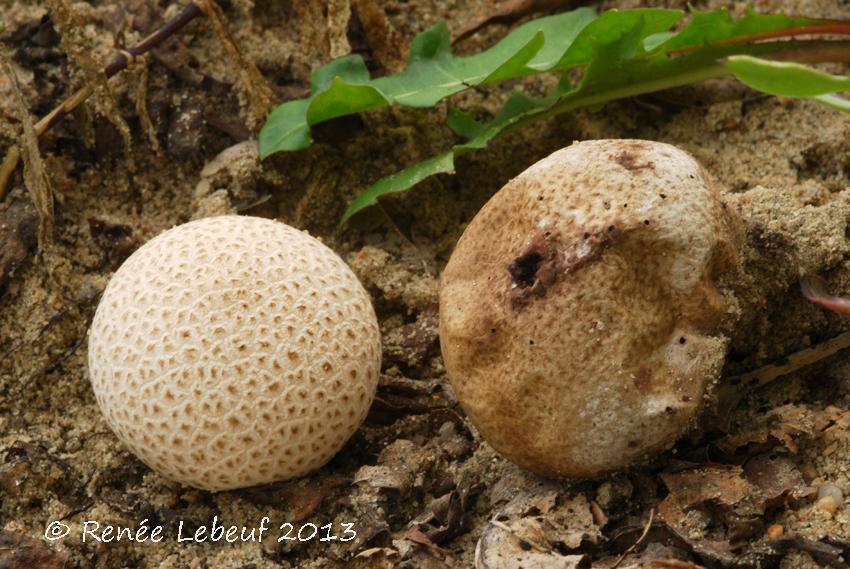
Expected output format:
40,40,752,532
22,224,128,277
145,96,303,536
131,57,162,155
46,0,133,167
0,52,54,246
194,0,278,130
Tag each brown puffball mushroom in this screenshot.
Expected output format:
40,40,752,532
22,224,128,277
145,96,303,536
439,139,742,479
88,216,381,491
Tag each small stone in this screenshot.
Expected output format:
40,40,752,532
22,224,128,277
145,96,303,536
816,496,839,515
817,483,844,504
767,524,784,540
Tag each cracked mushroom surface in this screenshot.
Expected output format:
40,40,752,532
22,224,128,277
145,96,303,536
87,215,381,491
440,139,742,478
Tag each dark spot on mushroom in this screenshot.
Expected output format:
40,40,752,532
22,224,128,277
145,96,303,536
659,193,667,199
508,230,565,306
628,440,638,448
508,249,544,288
679,337,687,344
509,227,621,308
519,540,532,551
614,150,655,172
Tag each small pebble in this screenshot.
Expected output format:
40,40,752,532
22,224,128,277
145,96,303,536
816,496,839,515
767,524,784,540
817,483,844,504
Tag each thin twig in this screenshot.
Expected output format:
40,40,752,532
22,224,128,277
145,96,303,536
0,2,203,200
612,508,654,569
720,330,850,400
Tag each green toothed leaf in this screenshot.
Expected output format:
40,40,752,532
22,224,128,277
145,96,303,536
260,8,597,155
256,5,850,225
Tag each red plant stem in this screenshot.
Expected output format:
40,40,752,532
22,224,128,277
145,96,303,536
726,23,850,44
104,2,203,77
668,21,850,56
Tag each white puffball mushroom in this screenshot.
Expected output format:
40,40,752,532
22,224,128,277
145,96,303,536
440,139,741,479
88,215,381,491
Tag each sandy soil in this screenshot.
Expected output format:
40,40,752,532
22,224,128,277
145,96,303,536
1,0,849,567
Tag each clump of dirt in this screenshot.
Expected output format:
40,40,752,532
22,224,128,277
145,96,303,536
1,0,849,568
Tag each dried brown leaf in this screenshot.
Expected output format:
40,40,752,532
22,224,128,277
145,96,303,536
816,406,850,432
368,375,448,424
657,466,753,565
404,525,447,555
742,453,811,504
475,520,590,569
481,491,603,558
0,530,67,569
354,464,412,491
660,466,752,514
410,486,470,545
349,547,400,569
354,439,436,493
713,420,809,458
